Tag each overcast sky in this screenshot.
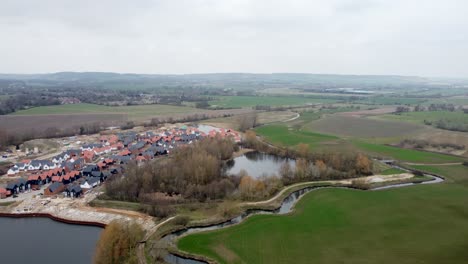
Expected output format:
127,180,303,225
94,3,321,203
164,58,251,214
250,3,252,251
1,0,467,77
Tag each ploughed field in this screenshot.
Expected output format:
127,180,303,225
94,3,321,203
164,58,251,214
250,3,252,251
2,103,253,134
178,176,468,264
0,113,126,134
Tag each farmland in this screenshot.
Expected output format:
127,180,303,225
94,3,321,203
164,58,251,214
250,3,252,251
208,96,339,108
353,141,464,163
178,183,468,264
255,125,339,149
377,111,468,125
0,113,126,134
11,103,199,120
307,115,424,138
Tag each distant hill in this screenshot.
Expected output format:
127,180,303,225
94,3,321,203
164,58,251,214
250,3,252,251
0,72,465,90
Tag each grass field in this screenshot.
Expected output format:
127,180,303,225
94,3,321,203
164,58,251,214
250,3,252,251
380,167,405,175
209,96,338,108
307,115,424,138
353,141,464,163
255,125,339,149
407,164,468,186
11,103,197,119
178,183,468,264
355,96,427,105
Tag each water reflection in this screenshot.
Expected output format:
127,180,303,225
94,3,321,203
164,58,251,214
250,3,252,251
225,152,296,178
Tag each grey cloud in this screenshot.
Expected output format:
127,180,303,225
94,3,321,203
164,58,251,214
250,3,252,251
0,0,467,77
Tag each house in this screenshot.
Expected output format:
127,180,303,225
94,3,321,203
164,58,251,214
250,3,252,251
51,176,62,183
81,143,102,151
82,165,99,176
44,182,65,196
80,177,100,189
66,185,82,198
65,149,81,158
118,149,131,156
91,171,103,178
6,182,19,194
16,178,29,191
7,166,19,175
28,160,42,171
97,161,107,170
52,153,69,164
0,188,10,199
41,161,56,170
27,174,43,186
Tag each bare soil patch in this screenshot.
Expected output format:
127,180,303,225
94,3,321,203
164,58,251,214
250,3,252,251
339,106,396,117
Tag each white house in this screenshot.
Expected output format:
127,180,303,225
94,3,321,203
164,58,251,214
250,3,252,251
7,167,19,175
28,161,42,171
42,161,56,170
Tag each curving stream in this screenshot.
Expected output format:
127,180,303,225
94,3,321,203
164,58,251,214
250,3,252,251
163,166,444,264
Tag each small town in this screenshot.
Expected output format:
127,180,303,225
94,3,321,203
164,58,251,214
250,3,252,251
0,124,241,207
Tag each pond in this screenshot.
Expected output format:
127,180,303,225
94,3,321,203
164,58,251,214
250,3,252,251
0,217,102,264
225,151,296,178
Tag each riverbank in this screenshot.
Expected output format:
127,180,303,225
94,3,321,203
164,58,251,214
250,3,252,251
155,169,438,264
0,188,157,232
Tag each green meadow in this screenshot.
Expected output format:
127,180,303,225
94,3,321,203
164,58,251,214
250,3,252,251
178,182,468,264
209,96,338,108
255,124,339,149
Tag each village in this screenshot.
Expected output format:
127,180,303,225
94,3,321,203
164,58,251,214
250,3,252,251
0,124,241,214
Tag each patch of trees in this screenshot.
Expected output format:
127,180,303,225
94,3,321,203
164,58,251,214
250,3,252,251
427,103,456,112
424,119,468,132
244,132,374,183
0,94,60,115
237,113,258,132
105,137,239,216
398,139,465,150
394,106,410,114
0,122,106,149
94,221,144,264
145,113,234,127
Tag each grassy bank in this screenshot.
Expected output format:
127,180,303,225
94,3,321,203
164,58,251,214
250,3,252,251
178,183,468,264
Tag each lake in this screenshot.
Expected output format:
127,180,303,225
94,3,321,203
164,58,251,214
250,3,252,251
0,217,102,264
225,151,295,178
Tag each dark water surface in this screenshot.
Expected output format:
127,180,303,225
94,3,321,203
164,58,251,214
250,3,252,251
225,151,296,178
0,217,102,264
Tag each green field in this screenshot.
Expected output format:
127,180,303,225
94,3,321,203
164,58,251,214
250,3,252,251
355,96,427,105
11,103,197,119
209,96,338,108
353,141,464,163
255,124,339,149
380,167,405,175
407,164,468,186
308,115,424,139
178,182,468,264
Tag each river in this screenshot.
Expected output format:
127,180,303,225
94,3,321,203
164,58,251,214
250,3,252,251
0,217,102,264
164,163,444,264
